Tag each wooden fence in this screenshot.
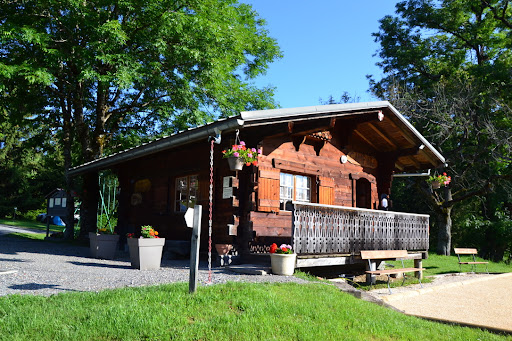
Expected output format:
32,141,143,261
292,202,429,255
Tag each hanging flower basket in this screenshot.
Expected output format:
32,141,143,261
222,141,262,171
427,172,451,189
227,156,244,171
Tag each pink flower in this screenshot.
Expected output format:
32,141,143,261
258,148,262,154
233,152,239,157
251,148,257,152
247,153,253,158
240,141,246,146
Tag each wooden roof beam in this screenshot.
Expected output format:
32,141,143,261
354,129,379,150
394,160,405,171
367,122,397,149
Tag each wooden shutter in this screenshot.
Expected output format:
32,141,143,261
318,176,335,205
257,167,280,212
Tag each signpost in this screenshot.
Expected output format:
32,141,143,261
187,205,202,294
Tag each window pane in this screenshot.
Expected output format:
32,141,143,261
280,173,294,201
189,175,198,207
295,175,311,202
176,177,188,212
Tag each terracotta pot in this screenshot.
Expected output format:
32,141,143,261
89,232,119,260
215,244,233,256
431,181,441,189
227,156,244,171
270,253,297,276
127,238,165,270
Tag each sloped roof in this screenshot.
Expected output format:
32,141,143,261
69,101,445,176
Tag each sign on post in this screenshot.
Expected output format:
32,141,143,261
188,205,202,294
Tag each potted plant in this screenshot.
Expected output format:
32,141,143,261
269,243,296,276
222,141,262,171
427,172,451,189
89,227,119,260
127,225,165,270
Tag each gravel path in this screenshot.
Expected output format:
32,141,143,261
0,226,307,297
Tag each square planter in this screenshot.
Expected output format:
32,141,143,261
89,232,119,260
127,238,165,270
270,253,297,276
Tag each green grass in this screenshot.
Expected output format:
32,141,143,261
423,253,512,275
0,217,59,231
0,282,509,341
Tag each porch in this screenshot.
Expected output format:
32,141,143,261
290,202,429,268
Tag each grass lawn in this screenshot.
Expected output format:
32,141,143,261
0,282,510,341
0,217,59,231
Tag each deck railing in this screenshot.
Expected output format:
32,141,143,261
292,202,429,255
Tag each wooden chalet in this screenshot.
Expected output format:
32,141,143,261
70,102,445,267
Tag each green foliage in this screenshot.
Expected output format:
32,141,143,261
371,0,512,257
0,282,507,340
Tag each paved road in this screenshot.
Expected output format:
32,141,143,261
380,273,512,333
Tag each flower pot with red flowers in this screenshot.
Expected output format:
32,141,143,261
89,227,119,260
222,141,262,171
127,225,165,270
269,243,296,276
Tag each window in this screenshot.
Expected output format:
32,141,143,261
280,173,311,210
175,175,199,212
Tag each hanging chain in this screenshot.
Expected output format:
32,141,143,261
207,138,214,284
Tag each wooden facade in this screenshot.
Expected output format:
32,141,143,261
70,102,445,261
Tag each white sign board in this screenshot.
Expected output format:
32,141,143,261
222,187,233,199
184,207,195,228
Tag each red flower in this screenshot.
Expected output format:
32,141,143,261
269,243,278,253
252,160,258,166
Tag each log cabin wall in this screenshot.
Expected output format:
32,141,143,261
114,140,236,246
249,133,382,247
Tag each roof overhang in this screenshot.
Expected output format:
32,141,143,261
68,101,445,176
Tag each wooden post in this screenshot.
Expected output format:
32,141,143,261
414,258,423,280
189,205,202,294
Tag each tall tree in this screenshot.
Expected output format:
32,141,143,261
370,0,512,255
0,0,282,237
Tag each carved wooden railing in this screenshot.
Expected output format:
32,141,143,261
292,202,429,255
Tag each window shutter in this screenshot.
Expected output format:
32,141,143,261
257,167,280,212
318,176,335,205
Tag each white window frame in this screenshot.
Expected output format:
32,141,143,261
280,172,311,210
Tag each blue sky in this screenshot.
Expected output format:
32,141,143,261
242,1,399,109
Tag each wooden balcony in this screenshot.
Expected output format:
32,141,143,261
291,202,429,267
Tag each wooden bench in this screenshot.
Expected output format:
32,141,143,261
360,250,425,294
454,248,489,274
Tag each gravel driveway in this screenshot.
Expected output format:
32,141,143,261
0,225,306,297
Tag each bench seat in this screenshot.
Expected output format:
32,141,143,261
361,250,425,294
454,248,489,274
366,267,426,276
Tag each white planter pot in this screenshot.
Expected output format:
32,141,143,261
127,238,165,270
89,232,119,260
270,253,297,276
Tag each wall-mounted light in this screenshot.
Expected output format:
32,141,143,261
340,155,348,164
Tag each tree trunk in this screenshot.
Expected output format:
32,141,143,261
79,171,99,239
436,206,452,255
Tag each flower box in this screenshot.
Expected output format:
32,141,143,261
89,232,119,260
127,237,165,270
